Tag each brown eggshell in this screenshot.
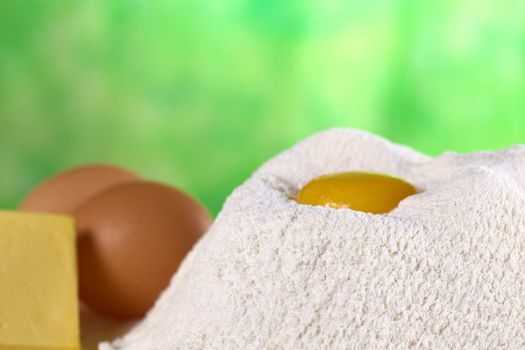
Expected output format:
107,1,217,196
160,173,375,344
76,181,212,318
19,164,139,214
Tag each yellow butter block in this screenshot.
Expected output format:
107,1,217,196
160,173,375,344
0,211,80,350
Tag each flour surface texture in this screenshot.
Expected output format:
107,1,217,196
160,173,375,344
101,129,525,350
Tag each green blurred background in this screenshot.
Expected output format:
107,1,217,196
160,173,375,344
1,1,525,215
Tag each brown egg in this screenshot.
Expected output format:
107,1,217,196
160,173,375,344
76,181,212,318
19,164,139,214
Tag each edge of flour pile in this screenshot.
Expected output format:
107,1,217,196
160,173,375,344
99,128,525,350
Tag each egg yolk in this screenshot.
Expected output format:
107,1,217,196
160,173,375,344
295,171,416,214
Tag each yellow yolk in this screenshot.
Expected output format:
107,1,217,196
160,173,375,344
296,171,416,214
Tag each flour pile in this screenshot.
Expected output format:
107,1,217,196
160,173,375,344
102,129,525,349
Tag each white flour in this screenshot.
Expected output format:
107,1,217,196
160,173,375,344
101,129,525,349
